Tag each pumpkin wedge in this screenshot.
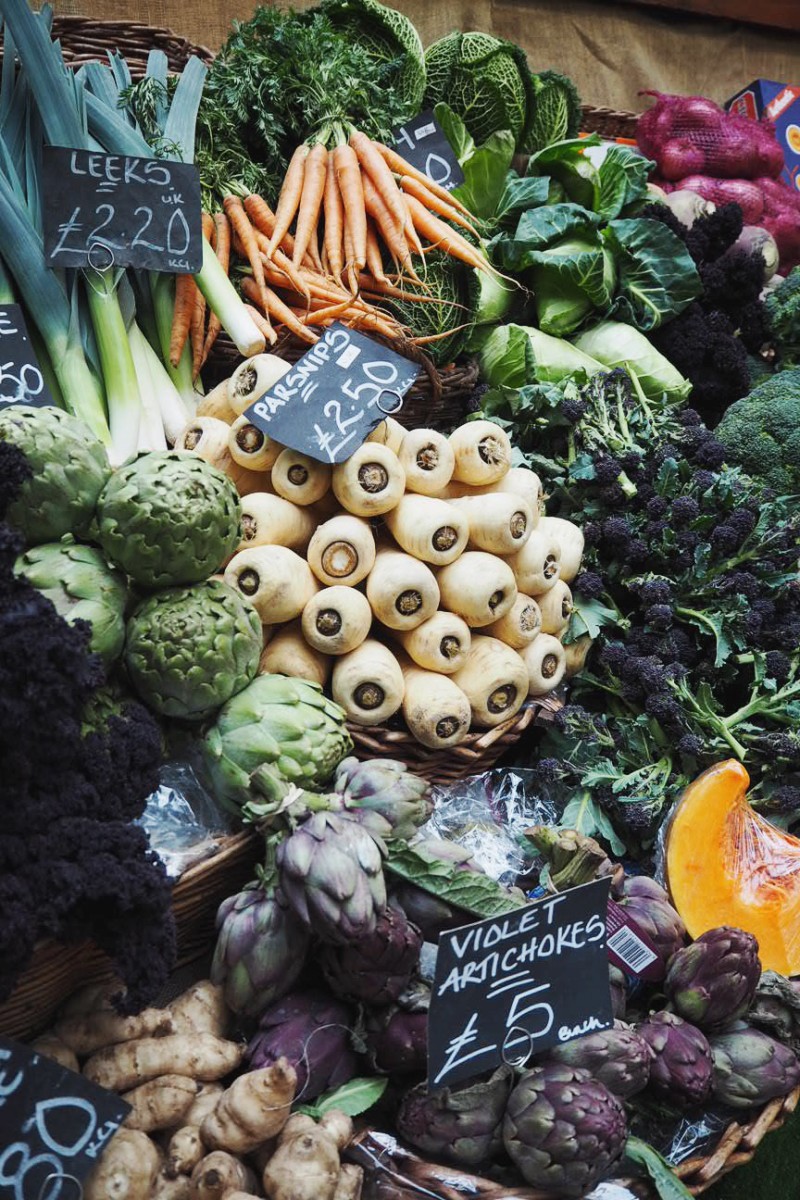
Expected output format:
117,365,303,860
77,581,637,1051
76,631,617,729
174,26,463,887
666,759,800,975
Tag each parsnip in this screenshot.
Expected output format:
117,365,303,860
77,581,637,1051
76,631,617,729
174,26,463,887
224,546,318,622
506,528,562,594
83,1033,245,1093
153,1171,193,1200
398,654,471,749
168,981,229,1038
228,414,283,471
260,621,331,687
190,1151,256,1200
535,580,573,637
31,1031,79,1072
197,380,237,424
302,587,372,655
537,515,585,582
384,494,468,566
395,611,471,674
272,449,332,505
123,1075,198,1132
451,635,529,728
228,353,292,415
449,420,511,485
55,986,173,1055
166,1125,205,1178
365,415,405,454
201,1059,296,1153
307,515,376,586
564,634,594,677
84,1129,161,1200
366,548,440,631
448,492,534,554
398,428,455,496
175,417,231,471
521,634,567,697
331,442,405,517
440,466,543,521
238,493,316,553
486,594,541,649
437,552,517,628
227,462,273,497
332,638,405,725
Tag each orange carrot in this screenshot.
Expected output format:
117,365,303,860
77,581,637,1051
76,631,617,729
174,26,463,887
191,214,214,378
349,130,409,236
241,276,318,343
170,272,196,368
293,143,327,270
343,212,358,295
402,193,494,273
298,297,356,325
244,303,278,345
242,221,310,300
323,153,345,284
362,173,420,281
225,195,271,311
365,220,388,284
334,143,367,276
375,141,475,218
201,211,231,365
267,144,310,258
398,174,482,238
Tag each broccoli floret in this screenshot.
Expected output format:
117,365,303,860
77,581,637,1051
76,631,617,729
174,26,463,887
715,369,800,493
764,267,800,368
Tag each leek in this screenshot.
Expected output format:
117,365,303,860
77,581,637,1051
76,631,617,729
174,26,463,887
84,269,141,463
129,324,168,451
129,320,190,444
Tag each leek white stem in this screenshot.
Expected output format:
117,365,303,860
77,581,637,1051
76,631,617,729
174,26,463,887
195,240,265,358
85,272,141,465
130,323,190,444
129,324,168,451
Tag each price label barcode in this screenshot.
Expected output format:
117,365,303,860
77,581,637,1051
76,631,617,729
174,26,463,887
607,926,658,973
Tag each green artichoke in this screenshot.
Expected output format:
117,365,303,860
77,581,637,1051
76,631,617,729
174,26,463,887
0,405,109,544
665,926,761,1032
333,755,432,840
15,540,128,665
125,580,262,722
749,971,800,1055
503,1064,627,1197
710,1026,800,1109
96,450,241,588
397,1066,513,1168
204,674,352,808
277,811,387,945
211,884,309,1017
547,1024,653,1098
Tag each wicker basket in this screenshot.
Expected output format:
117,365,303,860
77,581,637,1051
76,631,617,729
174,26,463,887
581,102,641,141
0,830,259,1042
0,14,213,74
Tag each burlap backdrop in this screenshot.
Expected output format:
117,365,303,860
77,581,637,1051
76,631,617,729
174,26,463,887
50,0,800,115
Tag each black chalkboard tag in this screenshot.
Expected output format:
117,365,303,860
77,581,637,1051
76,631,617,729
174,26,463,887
0,305,56,408
244,322,420,464
427,879,614,1091
393,109,465,192
0,1036,130,1199
42,147,203,273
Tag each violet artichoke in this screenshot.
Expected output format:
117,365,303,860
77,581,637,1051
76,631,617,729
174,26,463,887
547,1024,653,1098
503,1064,627,1197
609,965,627,1021
277,811,387,945
397,1066,513,1168
665,926,761,1032
637,1011,713,1108
320,907,422,1006
334,755,433,840
365,1007,428,1075
246,988,358,1102
710,1026,800,1109
619,875,687,966
210,884,309,1017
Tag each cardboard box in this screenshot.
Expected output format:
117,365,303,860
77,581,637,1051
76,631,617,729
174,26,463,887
727,80,800,194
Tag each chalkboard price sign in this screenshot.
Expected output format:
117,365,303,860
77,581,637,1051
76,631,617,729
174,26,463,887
0,1037,130,1200
244,322,420,464
0,305,55,409
427,879,614,1091
42,148,203,274
394,110,465,192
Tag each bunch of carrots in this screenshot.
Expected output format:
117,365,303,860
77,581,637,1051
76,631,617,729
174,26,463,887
170,126,496,374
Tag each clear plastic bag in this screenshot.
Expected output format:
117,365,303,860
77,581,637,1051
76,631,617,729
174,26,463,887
137,761,233,879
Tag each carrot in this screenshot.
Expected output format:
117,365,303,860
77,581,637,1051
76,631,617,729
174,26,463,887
190,214,214,378
365,220,388,284
358,277,466,306
334,143,367,277
170,272,196,368
399,174,482,238
323,153,345,285
244,303,278,346
375,141,475,218
201,212,230,365
225,195,271,311
349,130,409,236
241,221,310,300
241,276,318,344
293,143,327,270
343,213,358,296
298,297,357,326
268,144,310,258
402,193,495,273
362,173,420,281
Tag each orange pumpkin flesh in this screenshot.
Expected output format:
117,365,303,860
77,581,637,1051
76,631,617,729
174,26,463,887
666,759,800,976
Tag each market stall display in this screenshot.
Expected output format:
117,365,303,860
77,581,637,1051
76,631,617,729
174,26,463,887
2,1,800,1198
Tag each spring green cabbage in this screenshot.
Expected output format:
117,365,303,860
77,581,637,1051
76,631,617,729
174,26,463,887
572,320,692,402
476,322,604,388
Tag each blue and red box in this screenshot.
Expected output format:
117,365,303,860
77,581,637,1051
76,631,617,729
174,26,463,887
726,79,800,195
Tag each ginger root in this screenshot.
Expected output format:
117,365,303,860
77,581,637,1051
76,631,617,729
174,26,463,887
84,1033,244,1092
122,1074,198,1132
152,1169,193,1199
31,1031,80,1073
84,1129,161,1200
169,981,230,1038
190,1151,256,1200
319,1110,354,1151
262,1110,345,1200
56,983,173,1055
182,1082,225,1127
166,1125,206,1178
201,1059,296,1154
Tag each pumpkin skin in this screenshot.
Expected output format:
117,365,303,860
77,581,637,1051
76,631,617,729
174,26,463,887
666,759,800,975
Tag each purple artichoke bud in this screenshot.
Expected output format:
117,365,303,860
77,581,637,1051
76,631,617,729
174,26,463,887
210,884,309,1017
609,965,627,1021
397,1066,513,1167
334,755,433,841
365,1007,428,1075
277,811,387,945
547,1025,653,1098
665,926,761,1032
246,988,358,1102
503,1064,627,1197
320,907,422,1006
710,1026,800,1109
620,875,687,966
390,838,484,941
637,1011,713,1107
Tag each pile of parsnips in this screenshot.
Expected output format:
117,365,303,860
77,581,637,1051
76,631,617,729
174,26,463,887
176,354,585,750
